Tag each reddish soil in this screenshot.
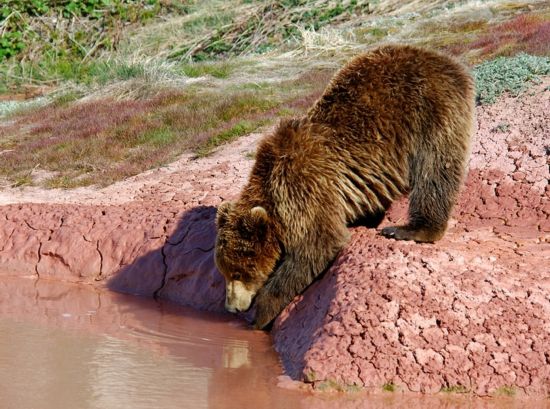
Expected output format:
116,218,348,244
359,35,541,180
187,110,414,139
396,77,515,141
0,79,548,398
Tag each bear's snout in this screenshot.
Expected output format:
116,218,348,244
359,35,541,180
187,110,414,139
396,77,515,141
225,281,255,313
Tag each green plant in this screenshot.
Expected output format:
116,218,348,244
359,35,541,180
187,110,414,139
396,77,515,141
138,127,176,147
168,0,372,61
196,120,266,157
0,27,25,61
495,386,516,397
0,0,167,64
441,385,469,394
45,175,87,189
473,53,550,104
11,173,33,187
180,61,234,79
366,27,388,37
382,383,396,392
491,122,510,133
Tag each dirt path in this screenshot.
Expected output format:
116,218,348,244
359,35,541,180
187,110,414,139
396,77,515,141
0,80,548,398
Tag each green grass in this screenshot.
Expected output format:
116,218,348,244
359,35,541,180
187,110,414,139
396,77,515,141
382,383,396,392
0,68,330,187
0,0,169,63
473,53,550,104
365,27,389,38
52,91,84,106
494,386,516,397
166,0,370,61
138,127,177,147
2,55,159,92
45,175,89,189
441,385,469,394
180,61,234,79
11,173,33,188
178,12,235,36
196,119,267,157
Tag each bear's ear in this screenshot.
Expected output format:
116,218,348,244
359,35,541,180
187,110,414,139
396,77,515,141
216,202,234,228
277,118,302,135
249,206,269,238
250,206,268,225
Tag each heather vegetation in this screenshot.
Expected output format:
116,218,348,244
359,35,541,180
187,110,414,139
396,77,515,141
447,12,550,61
0,69,332,187
1,0,549,189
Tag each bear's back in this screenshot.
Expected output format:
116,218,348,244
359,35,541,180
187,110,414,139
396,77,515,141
307,44,474,152
246,45,475,224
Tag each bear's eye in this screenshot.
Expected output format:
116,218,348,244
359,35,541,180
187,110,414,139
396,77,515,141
232,273,242,281
240,249,255,258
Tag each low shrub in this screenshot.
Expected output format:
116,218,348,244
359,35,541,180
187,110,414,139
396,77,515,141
473,53,550,104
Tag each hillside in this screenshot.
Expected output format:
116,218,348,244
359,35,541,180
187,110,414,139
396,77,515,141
1,0,549,189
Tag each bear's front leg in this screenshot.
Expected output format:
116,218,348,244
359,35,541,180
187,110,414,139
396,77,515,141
252,256,309,330
253,225,349,330
252,251,334,330
253,287,288,330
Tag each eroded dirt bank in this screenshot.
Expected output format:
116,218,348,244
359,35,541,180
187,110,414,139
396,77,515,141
1,80,549,398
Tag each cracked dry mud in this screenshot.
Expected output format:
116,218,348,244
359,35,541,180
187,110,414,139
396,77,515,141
1,80,549,398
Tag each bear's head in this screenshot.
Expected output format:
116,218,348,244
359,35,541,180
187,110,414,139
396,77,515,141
215,202,281,313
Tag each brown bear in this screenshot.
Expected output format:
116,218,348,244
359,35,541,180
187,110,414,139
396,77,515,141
215,44,475,329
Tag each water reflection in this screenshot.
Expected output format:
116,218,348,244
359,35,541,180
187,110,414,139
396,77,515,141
0,276,275,409
0,277,545,409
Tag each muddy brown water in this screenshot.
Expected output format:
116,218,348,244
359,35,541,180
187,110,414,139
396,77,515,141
0,277,542,409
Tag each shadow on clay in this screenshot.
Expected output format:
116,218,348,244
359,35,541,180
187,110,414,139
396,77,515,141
107,206,228,312
106,203,343,379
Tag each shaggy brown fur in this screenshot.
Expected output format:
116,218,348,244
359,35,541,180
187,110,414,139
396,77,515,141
215,44,475,329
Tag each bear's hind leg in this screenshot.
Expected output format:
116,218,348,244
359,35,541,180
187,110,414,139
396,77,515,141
381,141,468,243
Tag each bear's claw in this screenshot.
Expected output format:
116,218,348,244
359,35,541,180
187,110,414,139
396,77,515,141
380,225,408,239
380,225,443,243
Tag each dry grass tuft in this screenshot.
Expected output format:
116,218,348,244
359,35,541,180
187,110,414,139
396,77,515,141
295,26,363,57
163,0,371,61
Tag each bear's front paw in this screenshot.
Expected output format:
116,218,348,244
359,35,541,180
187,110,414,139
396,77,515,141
253,290,285,330
380,224,445,242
